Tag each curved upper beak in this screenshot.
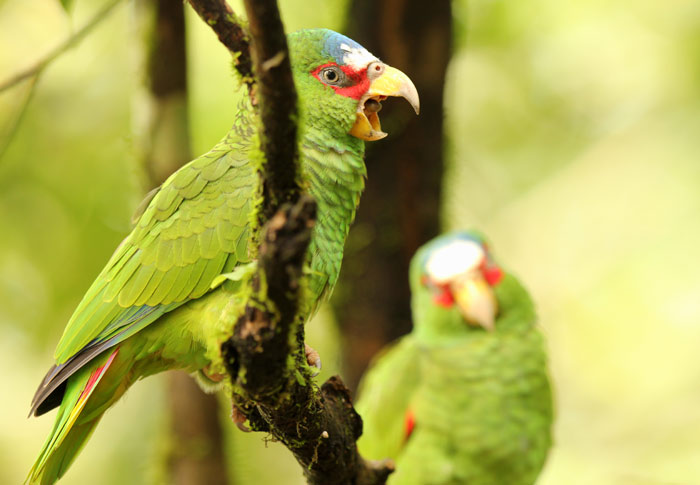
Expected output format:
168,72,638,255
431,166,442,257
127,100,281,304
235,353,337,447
451,273,498,331
350,65,420,141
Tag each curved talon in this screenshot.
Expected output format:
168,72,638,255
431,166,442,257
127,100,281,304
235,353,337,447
231,405,251,432
202,364,226,383
305,344,322,376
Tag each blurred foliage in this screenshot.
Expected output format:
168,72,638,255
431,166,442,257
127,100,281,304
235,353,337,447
0,0,698,484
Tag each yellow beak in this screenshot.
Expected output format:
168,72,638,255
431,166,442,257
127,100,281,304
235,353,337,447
350,65,420,141
451,273,498,331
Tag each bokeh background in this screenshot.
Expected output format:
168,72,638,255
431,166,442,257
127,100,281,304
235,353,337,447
1,0,699,484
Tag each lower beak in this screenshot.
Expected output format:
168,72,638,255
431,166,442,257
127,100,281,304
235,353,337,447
452,274,498,331
350,65,420,141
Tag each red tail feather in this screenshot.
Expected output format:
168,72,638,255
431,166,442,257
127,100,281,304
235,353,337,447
404,408,416,441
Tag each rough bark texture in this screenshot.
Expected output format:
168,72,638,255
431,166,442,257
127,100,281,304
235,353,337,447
242,0,300,220
189,1,394,482
136,1,229,483
220,198,394,485
337,0,452,389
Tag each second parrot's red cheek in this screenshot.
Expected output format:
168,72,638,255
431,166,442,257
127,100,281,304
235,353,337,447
483,266,504,286
432,286,455,308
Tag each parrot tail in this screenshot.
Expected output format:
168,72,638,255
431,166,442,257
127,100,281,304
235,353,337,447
27,349,119,485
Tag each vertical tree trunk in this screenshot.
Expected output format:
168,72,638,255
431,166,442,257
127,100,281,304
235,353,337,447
336,1,452,389
136,0,192,187
133,1,229,484
167,371,229,485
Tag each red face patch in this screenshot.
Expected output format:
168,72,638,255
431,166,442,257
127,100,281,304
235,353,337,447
422,275,455,308
311,62,370,100
481,262,504,286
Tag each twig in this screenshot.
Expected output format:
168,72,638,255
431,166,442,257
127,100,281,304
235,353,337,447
0,75,39,161
185,0,255,96
0,0,123,162
0,0,123,93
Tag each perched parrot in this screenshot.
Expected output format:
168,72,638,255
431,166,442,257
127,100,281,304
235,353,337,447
27,28,419,484
356,231,553,485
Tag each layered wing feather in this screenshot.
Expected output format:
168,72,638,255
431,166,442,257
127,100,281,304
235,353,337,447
28,349,119,483
355,337,422,460
53,132,257,365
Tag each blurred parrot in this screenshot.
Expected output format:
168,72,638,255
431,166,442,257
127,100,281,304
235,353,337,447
356,231,553,485
27,28,419,484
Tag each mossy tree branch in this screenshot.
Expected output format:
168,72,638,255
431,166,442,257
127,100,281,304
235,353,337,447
242,0,300,220
186,0,393,483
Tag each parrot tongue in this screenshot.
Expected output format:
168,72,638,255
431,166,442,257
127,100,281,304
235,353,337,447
349,63,419,141
350,96,387,141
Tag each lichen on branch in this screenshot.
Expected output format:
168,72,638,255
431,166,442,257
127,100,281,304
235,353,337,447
186,0,393,483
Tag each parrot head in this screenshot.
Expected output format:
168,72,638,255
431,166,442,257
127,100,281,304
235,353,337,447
288,29,419,141
411,231,504,332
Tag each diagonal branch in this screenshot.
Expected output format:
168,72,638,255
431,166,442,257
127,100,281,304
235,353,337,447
185,0,255,97
0,0,123,93
0,0,122,161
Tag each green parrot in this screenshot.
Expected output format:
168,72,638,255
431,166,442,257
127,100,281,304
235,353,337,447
27,28,419,484
356,231,553,485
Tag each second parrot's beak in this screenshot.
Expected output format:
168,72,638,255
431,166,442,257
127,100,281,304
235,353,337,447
350,64,420,141
451,273,498,331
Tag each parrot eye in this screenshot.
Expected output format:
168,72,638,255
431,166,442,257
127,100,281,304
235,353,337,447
319,66,346,86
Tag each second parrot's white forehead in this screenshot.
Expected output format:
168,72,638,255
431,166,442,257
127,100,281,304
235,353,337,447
339,43,378,70
425,240,485,284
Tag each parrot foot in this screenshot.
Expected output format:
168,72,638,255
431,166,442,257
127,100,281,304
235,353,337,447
305,344,322,376
231,405,251,432
201,364,227,383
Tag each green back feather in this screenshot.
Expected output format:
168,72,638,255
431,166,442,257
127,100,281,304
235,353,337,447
53,117,257,363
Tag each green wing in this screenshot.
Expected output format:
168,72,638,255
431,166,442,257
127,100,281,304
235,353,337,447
356,336,422,460
54,130,257,364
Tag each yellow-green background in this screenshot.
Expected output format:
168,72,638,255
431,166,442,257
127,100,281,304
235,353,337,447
1,0,698,483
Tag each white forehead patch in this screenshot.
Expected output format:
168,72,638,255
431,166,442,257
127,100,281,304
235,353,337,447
425,240,485,284
339,43,378,70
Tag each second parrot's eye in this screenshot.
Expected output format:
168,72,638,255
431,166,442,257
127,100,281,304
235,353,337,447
320,66,345,86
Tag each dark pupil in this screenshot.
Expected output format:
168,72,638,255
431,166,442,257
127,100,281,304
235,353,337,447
324,69,338,82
